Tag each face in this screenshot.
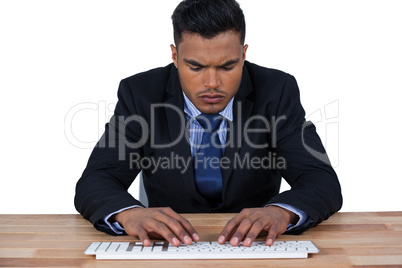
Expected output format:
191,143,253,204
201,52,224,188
171,31,248,114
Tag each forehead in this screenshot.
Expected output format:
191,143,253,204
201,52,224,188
177,31,243,63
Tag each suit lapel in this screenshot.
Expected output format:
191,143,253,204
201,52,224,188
222,65,254,194
164,66,188,160
164,66,206,203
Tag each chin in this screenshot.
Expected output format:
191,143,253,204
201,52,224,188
198,105,225,115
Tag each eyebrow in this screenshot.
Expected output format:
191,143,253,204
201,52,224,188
183,58,240,68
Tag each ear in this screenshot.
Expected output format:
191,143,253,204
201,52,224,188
242,44,249,62
170,44,178,68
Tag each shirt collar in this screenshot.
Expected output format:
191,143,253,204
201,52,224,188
182,92,233,122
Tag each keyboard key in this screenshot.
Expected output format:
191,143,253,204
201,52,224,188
141,246,153,252
132,246,142,252
106,242,120,252
96,242,110,253
84,242,101,254
116,242,130,252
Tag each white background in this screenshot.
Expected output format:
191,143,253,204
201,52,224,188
0,0,401,214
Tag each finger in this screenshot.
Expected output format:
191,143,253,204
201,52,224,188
218,213,247,244
121,219,152,246
265,225,279,246
136,226,151,247
243,219,265,247
153,209,195,245
228,217,255,246
163,208,199,242
160,216,193,245
145,220,182,246
147,231,164,239
147,209,194,245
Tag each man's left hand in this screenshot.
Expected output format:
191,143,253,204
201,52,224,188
218,206,298,247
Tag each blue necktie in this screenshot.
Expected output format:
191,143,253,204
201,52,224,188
194,114,223,204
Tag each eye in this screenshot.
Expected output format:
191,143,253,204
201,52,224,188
189,66,202,71
221,66,235,71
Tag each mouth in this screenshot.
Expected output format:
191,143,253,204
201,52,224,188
198,94,225,104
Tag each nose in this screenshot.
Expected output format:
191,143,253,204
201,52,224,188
204,68,221,89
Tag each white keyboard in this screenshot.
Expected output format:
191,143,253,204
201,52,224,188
85,240,319,259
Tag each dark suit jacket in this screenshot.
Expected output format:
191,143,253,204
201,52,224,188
74,61,342,235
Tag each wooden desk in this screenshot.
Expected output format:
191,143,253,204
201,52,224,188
0,212,401,267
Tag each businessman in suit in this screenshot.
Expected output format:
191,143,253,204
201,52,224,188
75,0,342,247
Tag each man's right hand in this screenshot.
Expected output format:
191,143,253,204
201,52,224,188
112,207,199,247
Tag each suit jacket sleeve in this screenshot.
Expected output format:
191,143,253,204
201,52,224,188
74,79,144,235
266,74,342,234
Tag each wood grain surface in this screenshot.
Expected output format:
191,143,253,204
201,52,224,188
0,212,401,267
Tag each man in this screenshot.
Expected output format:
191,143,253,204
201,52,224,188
75,0,342,247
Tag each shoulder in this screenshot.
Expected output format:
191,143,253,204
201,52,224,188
244,61,294,85
243,61,299,101
122,63,174,87
116,63,176,104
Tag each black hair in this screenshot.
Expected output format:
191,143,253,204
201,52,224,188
171,0,246,45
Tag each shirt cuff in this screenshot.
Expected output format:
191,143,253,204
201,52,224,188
104,205,143,235
266,203,307,231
